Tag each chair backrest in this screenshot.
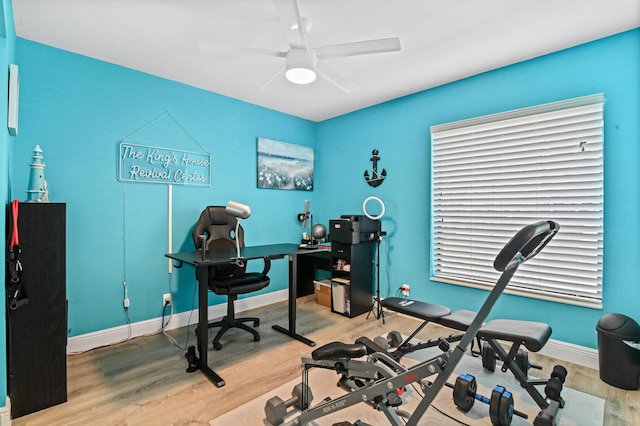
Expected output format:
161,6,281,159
192,206,246,277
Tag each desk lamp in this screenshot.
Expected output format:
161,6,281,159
297,200,318,248
226,200,251,264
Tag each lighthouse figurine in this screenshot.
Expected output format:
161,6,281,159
26,145,49,202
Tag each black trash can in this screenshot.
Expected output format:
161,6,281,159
596,313,640,390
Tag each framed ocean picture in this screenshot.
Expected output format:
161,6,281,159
257,137,314,191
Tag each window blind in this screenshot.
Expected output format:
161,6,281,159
430,94,604,308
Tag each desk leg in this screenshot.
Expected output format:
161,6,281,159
194,266,226,387
272,253,316,347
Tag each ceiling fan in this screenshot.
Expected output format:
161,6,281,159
199,0,401,93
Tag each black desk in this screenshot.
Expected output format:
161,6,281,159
294,249,332,296
166,243,327,387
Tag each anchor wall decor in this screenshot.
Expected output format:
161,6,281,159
364,149,386,187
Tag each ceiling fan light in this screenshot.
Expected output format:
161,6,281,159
286,66,317,84
285,49,318,85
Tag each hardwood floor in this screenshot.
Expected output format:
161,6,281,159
12,296,639,425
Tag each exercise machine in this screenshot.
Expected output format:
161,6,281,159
377,296,567,424
264,220,559,426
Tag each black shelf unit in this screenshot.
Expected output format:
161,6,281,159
6,202,67,418
330,242,374,317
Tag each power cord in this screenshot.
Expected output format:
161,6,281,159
122,281,132,340
409,381,470,426
161,300,172,329
162,274,199,355
161,272,185,352
384,237,391,298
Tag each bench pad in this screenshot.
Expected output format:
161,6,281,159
382,297,552,352
381,297,451,321
478,319,552,352
439,309,477,331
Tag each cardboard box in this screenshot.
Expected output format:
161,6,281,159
314,279,331,307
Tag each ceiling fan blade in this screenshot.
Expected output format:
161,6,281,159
316,37,401,60
272,0,308,48
199,42,286,58
316,62,359,94
260,65,286,91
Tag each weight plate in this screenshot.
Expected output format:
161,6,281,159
551,365,568,383
545,377,563,401
498,390,514,426
489,385,505,426
515,349,529,376
482,343,496,372
453,374,476,412
373,336,389,351
387,330,403,348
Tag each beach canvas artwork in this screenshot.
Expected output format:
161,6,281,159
257,137,314,191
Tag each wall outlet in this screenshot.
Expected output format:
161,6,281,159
162,293,172,307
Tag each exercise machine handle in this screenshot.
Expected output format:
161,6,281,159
494,221,559,272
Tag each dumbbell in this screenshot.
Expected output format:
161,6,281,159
533,368,567,426
489,386,518,426
373,330,403,351
264,383,313,425
544,365,568,403
534,363,568,426
450,374,527,426
514,348,540,375
532,383,563,426
481,343,541,374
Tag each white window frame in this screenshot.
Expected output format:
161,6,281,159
430,94,604,309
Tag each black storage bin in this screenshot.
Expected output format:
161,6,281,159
596,313,640,390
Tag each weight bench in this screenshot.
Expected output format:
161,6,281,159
264,221,560,426
378,296,566,423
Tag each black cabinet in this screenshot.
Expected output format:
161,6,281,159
6,202,67,418
330,242,374,317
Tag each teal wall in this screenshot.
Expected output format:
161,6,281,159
7,21,640,380
13,39,316,336
0,0,16,408
0,0,16,406
314,29,640,348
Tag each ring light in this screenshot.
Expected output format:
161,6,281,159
363,196,385,220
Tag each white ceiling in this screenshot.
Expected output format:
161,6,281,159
12,0,640,122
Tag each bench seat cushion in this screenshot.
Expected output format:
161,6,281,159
478,319,552,352
439,309,477,331
382,297,551,352
381,297,451,321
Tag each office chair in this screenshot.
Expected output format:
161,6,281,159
192,206,271,350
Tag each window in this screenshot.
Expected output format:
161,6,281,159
430,94,604,308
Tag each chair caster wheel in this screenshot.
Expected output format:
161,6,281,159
213,342,222,350
254,334,260,342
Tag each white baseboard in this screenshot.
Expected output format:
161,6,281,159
0,397,10,426
67,290,287,354
68,289,600,371
539,338,599,370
